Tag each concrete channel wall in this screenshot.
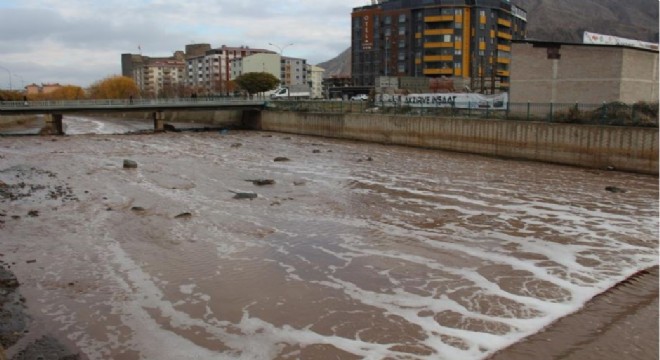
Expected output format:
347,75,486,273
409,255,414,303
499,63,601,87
256,111,659,175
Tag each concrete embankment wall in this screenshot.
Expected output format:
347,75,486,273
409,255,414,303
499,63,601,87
0,115,39,129
94,110,245,127
257,111,658,175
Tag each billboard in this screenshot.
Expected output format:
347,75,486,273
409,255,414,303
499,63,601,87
583,31,658,51
375,92,508,110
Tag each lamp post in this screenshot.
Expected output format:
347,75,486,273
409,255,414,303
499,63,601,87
0,65,12,91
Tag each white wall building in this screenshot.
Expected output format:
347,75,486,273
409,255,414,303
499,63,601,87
230,53,281,80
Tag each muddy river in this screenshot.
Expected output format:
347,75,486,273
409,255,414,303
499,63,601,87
0,116,658,359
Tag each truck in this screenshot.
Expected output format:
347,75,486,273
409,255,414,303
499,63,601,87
269,85,311,100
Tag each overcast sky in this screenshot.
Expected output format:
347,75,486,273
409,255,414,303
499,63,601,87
0,0,368,88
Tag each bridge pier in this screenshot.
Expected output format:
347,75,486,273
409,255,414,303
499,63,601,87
42,114,64,135
153,111,165,132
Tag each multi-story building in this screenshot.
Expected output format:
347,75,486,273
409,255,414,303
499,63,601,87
279,57,308,86
186,45,275,95
133,59,186,98
121,51,186,98
307,65,326,99
351,0,527,93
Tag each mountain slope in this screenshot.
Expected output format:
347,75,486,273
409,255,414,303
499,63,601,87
318,0,659,77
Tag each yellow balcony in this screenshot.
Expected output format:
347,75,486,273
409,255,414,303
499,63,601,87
497,18,511,27
415,32,422,39
425,15,454,22
424,28,454,36
424,42,454,48
500,82,510,88
497,70,510,77
497,44,511,52
479,42,486,50
423,55,453,62
497,31,512,40
424,68,454,75
497,57,510,64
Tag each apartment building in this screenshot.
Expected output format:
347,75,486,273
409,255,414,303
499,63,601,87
186,45,275,95
133,59,186,98
278,57,308,86
121,51,186,98
351,0,527,93
307,65,326,99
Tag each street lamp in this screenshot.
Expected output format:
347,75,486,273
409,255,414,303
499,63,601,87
268,42,294,56
0,65,12,91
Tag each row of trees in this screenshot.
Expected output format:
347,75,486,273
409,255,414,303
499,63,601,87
0,72,281,101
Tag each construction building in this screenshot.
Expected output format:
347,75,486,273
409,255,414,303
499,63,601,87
351,0,527,93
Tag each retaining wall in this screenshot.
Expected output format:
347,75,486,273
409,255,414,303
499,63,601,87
258,111,658,175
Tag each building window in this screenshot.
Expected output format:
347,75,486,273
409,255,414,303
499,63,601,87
384,16,391,25
455,21,462,29
443,34,452,42
399,14,406,22
399,27,405,35
399,39,405,48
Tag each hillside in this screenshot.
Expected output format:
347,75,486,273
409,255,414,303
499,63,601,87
318,0,659,77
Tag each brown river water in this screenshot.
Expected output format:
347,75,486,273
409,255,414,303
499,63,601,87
0,116,658,359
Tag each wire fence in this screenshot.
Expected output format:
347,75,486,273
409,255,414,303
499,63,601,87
268,100,659,128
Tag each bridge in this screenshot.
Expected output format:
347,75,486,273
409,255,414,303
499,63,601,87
0,98,268,134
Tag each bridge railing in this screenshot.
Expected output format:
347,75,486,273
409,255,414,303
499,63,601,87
0,98,266,109
268,100,659,128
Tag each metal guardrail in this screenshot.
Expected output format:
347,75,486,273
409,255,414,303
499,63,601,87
0,98,266,108
269,100,659,127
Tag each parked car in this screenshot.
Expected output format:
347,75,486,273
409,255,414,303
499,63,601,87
351,94,369,101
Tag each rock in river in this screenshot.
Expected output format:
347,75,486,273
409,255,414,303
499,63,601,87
123,159,138,169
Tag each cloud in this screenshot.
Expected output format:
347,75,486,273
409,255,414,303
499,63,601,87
0,0,365,88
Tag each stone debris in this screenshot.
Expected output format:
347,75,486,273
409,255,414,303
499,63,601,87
175,212,192,219
605,186,627,193
245,179,275,186
273,157,290,162
123,160,138,169
231,191,258,200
